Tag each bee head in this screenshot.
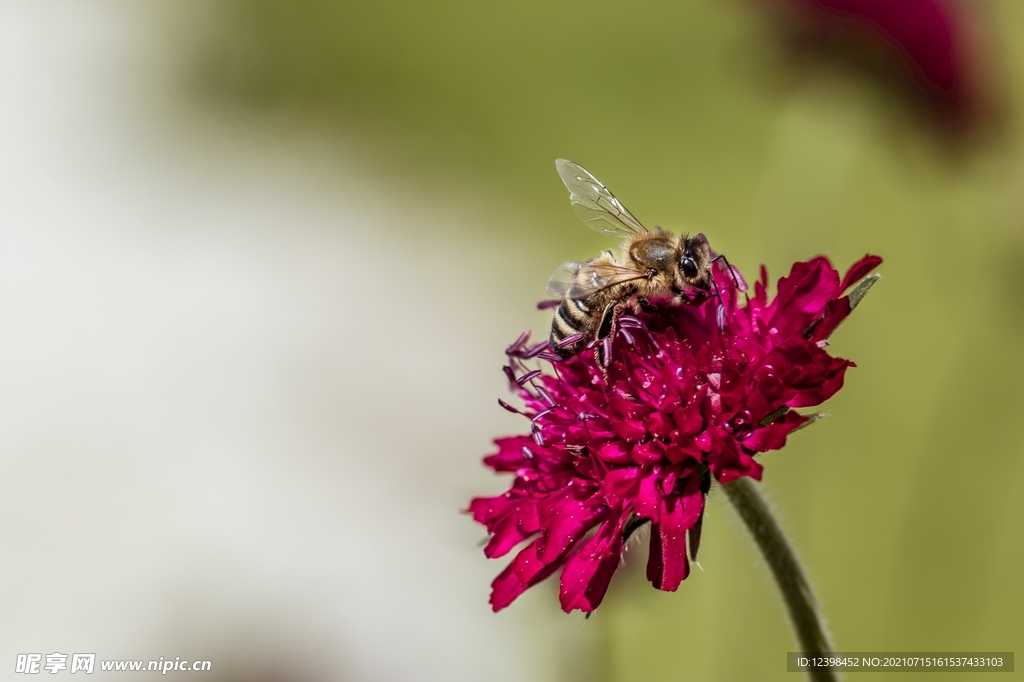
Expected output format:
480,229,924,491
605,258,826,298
678,234,712,290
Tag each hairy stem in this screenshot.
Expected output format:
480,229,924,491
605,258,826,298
723,477,838,682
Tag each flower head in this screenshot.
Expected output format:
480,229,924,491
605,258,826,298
469,254,881,613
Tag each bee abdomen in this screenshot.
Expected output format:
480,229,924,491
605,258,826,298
550,297,593,358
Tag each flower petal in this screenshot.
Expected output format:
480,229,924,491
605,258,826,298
761,341,854,408
709,439,763,483
490,540,563,611
769,257,841,339
809,296,852,342
839,254,883,292
635,469,663,521
489,561,527,612
558,513,627,613
598,440,633,464
611,418,647,442
483,436,535,472
742,410,809,452
602,467,640,507
647,473,705,590
536,491,606,563
467,494,519,528
632,441,665,465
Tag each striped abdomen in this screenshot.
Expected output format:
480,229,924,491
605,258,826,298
550,296,598,359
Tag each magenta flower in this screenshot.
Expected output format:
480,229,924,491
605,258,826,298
469,254,881,613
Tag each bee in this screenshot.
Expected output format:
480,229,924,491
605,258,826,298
547,159,737,362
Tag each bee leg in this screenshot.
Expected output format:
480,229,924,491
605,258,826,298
595,342,612,383
706,254,744,332
709,253,747,292
709,274,727,331
597,302,618,341
636,297,655,313
595,303,618,374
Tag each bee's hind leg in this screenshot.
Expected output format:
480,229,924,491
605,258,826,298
597,302,618,341
595,303,618,371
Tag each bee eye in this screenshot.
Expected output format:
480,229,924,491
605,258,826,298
680,256,698,278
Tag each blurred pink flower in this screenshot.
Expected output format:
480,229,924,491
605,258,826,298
469,254,881,613
764,0,992,133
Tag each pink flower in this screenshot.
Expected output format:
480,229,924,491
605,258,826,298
469,254,881,613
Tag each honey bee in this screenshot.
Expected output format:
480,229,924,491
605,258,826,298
547,159,736,362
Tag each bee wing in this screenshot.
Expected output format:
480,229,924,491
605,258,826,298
546,260,583,297
555,159,648,237
547,260,650,300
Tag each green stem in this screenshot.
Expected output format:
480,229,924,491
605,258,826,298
722,477,838,682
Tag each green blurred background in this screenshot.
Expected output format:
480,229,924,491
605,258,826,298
3,0,1023,679
184,0,1024,679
